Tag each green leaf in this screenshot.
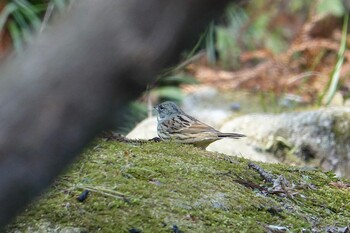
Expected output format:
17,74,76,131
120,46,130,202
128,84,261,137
0,3,18,32
320,13,348,105
12,9,29,30
7,20,23,53
14,0,42,30
12,10,33,42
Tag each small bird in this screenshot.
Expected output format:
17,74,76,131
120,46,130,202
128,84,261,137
155,101,245,149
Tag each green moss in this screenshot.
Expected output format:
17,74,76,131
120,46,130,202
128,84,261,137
6,140,350,232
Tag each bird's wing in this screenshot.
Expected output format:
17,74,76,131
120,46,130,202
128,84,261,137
170,114,219,134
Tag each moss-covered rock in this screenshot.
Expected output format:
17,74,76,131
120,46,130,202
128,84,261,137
6,140,350,232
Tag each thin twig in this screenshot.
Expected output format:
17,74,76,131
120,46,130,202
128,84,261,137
173,50,206,72
248,162,275,183
76,185,127,200
285,71,327,85
39,2,55,33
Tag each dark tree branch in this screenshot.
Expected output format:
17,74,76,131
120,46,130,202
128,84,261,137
0,0,231,226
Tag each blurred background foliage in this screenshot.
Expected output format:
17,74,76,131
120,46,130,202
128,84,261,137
147,0,349,109
0,0,349,133
183,0,349,106
0,0,69,55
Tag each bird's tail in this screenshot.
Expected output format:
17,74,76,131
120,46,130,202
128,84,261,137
218,132,246,139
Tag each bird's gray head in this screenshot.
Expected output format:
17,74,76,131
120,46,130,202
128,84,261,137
155,101,183,121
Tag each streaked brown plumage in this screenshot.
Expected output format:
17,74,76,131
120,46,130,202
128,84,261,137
155,101,245,149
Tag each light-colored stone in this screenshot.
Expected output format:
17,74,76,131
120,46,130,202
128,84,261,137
207,139,278,163
127,117,157,139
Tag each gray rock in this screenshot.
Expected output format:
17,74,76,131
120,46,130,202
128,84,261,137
207,139,278,163
219,107,350,177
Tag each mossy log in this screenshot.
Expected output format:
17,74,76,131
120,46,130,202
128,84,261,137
7,140,350,232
